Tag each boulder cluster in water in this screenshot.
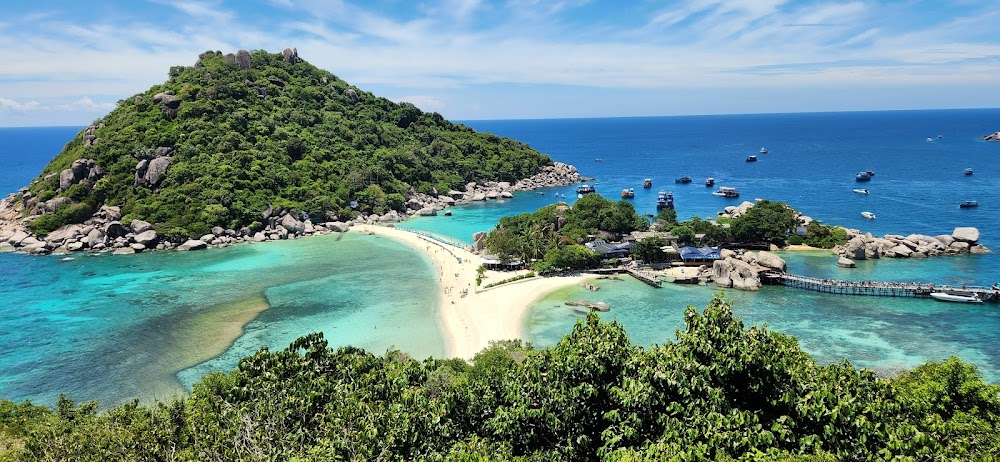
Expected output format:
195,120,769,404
834,227,989,266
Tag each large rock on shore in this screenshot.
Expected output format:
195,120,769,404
712,257,761,291
755,251,786,272
952,227,980,243
177,239,208,251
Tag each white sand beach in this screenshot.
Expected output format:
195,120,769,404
354,224,584,359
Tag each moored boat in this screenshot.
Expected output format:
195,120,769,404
746,155,758,162
643,178,652,188
656,190,674,210
930,291,982,303
855,171,872,182
852,188,869,195
675,176,692,184
576,184,596,195
964,168,973,176
959,201,978,208
861,211,876,219
621,188,635,199
760,147,768,154
705,177,715,187
712,186,740,198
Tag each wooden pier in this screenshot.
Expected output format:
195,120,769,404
762,271,1000,303
588,268,662,288
626,268,662,288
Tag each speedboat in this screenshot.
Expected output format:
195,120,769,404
852,189,869,195
576,184,596,195
930,291,982,303
964,168,973,176
675,176,692,184
643,178,652,188
595,158,604,162
926,137,933,143
705,177,715,187
855,171,872,182
746,155,758,162
959,201,978,208
861,211,876,219
712,187,740,198
760,147,768,154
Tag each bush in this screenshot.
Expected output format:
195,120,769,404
787,234,804,245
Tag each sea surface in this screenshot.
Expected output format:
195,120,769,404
2,109,999,404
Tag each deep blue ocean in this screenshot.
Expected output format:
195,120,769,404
2,109,999,405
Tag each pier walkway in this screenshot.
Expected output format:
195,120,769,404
589,267,662,288
762,271,1000,303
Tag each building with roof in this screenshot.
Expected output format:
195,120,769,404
677,246,722,263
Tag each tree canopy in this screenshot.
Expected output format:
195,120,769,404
2,295,998,460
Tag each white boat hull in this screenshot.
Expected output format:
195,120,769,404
930,292,982,303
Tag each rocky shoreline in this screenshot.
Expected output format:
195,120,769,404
833,227,990,266
0,162,583,256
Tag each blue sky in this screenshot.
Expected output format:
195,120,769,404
1,0,998,126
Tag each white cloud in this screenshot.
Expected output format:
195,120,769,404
397,95,445,112
0,97,44,112
57,97,116,112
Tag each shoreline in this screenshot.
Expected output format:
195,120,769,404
354,224,584,359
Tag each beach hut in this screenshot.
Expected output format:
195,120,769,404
585,240,632,258
677,246,722,264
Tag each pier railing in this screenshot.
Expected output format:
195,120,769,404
763,271,999,302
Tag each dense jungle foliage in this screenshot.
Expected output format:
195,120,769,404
483,194,649,271
24,50,551,238
1,295,997,460
483,197,850,270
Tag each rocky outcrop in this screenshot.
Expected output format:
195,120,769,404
834,227,988,260
838,257,856,268
344,88,359,104
134,147,174,187
235,49,252,69
282,47,299,64
82,124,103,146
713,257,761,291
177,239,208,251
755,251,786,272
152,93,181,117
709,250,786,291
58,159,104,192
982,131,1000,141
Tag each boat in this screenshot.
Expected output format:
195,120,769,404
760,147,768,154
595,158,604,162
656,190,674,210
852,188,869,195
959,201,978,208
643,178,652,188
930,291,982,303
712,186,740,198
621,188,634,199
938,135,943,139
705,177,715,187
964,168,973,176
855,171,872,182
675,176,692,184
861,211,876,219
576,184,596,195
926,137,933,143
746,155,758,162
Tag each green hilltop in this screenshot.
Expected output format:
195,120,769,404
20,48,551,239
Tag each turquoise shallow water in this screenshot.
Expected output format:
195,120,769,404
524,251,1000,383
0,233,442,405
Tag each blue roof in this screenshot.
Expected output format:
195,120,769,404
678,246,721,260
